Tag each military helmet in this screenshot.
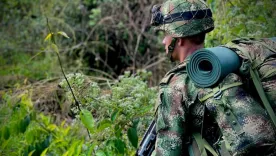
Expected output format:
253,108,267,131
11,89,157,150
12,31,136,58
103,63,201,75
151,0,214,37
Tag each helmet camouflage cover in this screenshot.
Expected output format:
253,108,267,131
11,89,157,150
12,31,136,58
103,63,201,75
151,0,214,37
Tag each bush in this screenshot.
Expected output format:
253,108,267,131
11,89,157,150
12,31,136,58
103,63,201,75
0,71,157,156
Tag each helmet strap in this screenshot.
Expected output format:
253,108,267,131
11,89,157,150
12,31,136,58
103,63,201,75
167,38,177,62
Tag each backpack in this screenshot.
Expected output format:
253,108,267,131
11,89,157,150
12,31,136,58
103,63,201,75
225,37,276,124
192,38,276,156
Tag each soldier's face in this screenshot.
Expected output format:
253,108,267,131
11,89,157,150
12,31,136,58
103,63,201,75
162,35,178,61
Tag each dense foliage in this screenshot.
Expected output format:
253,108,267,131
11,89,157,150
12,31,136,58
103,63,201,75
0,71,156,156
206,0,276,47
1,0,276,155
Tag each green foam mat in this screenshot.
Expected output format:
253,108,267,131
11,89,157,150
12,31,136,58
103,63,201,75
187,47,241,88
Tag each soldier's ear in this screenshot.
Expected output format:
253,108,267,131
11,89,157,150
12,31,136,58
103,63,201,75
178,38,186,46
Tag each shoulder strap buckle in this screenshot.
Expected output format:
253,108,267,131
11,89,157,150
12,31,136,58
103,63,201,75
213,87,222,100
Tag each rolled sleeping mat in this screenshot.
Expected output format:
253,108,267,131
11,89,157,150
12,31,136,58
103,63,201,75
187,47,241,88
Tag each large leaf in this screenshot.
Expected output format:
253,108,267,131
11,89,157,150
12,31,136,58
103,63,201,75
127,127,138,148
80,109,95,132
20,115,31,133
114,139,126,154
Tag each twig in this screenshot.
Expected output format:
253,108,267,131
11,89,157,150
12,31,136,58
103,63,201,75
143,57,166,70
46,17,91,138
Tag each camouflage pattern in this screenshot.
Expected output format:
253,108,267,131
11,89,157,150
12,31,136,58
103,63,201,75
198,73,276,155
153,0,214,37
154,62,201,156
154,61,276,155
225,38,276,113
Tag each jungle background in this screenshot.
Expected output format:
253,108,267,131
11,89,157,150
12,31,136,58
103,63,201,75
0,0,276,155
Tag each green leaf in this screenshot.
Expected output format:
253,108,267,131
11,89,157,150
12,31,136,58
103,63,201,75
40,148,48,156
47,124,57,131
132,119,140,129
114,139,126,154
3,126,10,140
62,151,69,156
87,143,97,156
25,129,35,144
80,109,95,132
97,120,112,132
50,43,59,54
20,115,31,133
75,142,83,156
111,110,119,122
127,127,138,148
96,150,106,156
28,150,36,156
114,125,122,138
68,141,79,156
57,31,70,38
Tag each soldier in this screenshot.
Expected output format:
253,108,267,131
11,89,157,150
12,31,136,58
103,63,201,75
150,0,276,155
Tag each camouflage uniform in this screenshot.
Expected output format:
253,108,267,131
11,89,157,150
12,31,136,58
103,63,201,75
152,0,216,155
155,62,199,155
155,65,276,155
151,0,276,155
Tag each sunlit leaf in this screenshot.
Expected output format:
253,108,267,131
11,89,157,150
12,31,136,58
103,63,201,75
47,124,57,131
40,148,48,156
44,33,53,42
80,109,95,132
28,150,36,156
68,141,78,156
57,31,70,38
62,151,69,156
75,141,83,156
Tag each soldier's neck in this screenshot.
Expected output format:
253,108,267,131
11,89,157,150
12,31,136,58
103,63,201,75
179,44,204,63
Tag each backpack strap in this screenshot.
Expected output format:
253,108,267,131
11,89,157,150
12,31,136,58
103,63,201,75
250,67,276,127
199,82,243,102
192,133,219,156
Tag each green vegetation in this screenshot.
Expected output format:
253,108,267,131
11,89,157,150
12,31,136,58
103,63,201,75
1,0,276,155
0,71,156,156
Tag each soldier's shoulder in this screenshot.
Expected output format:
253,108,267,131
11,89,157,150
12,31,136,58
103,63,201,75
160,63,188,85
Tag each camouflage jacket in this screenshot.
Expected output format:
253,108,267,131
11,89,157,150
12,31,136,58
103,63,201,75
155,62,206,155
154,62,276,156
